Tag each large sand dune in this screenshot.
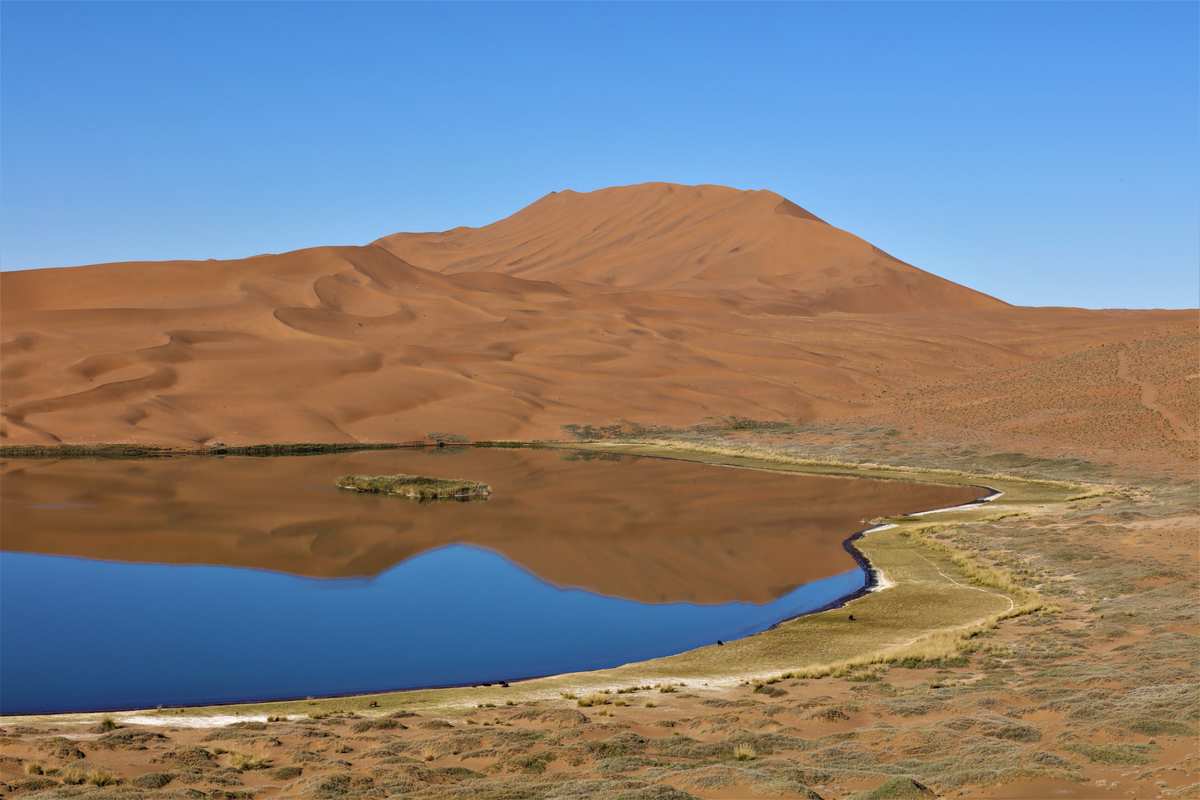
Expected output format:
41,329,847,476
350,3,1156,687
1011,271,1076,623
376,183,1004,311
1,183,1194,468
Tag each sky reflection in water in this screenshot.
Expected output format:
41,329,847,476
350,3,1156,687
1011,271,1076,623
0,546,863,714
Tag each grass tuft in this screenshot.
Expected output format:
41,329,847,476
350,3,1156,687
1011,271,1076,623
94,715,120,732
732,742,757,761
229,752,273,770
86,769,120,787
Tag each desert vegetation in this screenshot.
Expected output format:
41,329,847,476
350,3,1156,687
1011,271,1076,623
0,441,407,459
335,473,492,501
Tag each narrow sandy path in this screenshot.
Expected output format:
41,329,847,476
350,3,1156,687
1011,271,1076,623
914,552,1016,615
1116,348,1196,441
870,550,1018,655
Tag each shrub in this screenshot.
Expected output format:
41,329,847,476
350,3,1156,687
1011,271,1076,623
587,733,648,758
1065,741,1154,765
1127,718,1194,736
351,718,405,733
229,752,272,770
733,743,757,761
86,769,120,787
133,772,175,789
15,778,56,791
853,777,936,799
508,752,556,774
61,765,88,785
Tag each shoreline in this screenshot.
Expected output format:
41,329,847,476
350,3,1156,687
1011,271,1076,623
0,444,1030,722
0,441,419,459
762,484,1000,632
0,439,544,459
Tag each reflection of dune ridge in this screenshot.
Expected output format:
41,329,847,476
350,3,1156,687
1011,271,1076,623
0,448,984,604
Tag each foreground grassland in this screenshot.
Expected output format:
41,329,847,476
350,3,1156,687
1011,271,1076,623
1,430,1196,799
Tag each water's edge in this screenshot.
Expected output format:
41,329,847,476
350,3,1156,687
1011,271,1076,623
0,444,1001,716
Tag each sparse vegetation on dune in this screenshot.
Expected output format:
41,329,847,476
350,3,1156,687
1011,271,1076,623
557,430,1101,489
577,692,612,708
0,441,409,459
0,443,180,459
335,473,492,501
731,742,757,761
851,776,936,799
228,751,272,770
426,432,470,445
558,417,1141,485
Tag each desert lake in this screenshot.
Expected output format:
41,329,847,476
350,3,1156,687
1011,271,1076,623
0,447,985,713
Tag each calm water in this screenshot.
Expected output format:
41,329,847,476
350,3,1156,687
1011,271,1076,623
0,447,984,713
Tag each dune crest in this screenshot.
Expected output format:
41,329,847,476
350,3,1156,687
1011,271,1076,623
375,182,1005,312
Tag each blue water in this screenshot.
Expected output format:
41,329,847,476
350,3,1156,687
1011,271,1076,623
0,546,863,714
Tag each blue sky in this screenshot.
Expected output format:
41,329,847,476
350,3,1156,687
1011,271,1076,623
2,1,1196,308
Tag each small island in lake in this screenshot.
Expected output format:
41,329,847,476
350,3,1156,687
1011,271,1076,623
336,473,492,501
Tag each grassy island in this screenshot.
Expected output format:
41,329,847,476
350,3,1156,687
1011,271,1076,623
335,473,492,501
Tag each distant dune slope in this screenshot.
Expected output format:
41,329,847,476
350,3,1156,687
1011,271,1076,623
375,182,1005,313
1,183,1194,469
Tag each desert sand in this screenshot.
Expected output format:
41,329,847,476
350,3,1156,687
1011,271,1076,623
2,183,1194,473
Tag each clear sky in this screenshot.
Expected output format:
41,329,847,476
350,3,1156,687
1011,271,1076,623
2,1,1196,308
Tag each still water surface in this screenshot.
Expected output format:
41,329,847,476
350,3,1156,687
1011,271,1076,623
0,447,984,713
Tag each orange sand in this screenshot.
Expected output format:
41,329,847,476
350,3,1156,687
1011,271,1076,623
2,183,1194,472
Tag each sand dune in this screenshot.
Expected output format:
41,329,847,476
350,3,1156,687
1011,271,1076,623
1,183,1194,469
375,183,1005,312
